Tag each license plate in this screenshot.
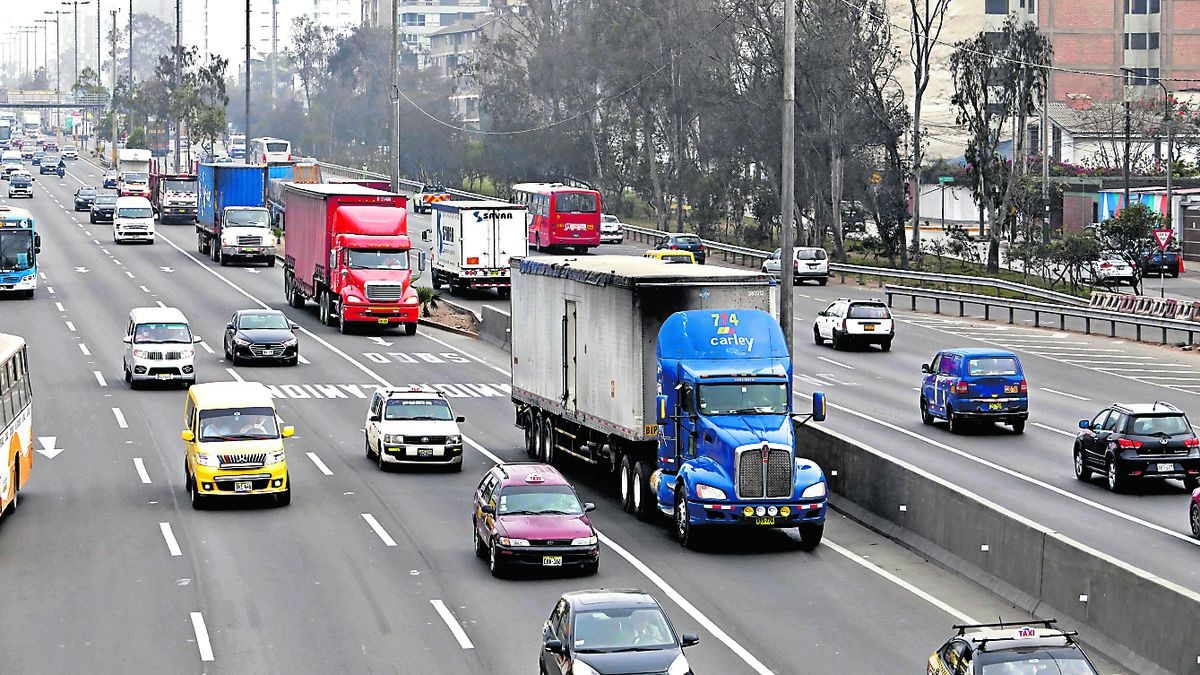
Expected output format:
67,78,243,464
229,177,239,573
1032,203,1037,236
988,403,1002,410
754,516,776,526
863,324,875,331
1004,385,1018,393
157,373,174,380
241,248,256,253
234,481,253,493
377,318,389,324
418,448,434,457
1157,463,1175,473
542,556,563,567
261,350,275,356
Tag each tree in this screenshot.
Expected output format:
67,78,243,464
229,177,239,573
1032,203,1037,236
1098,201,1159,294
950,16,1052,272
905,0,952,259
286,15,337,111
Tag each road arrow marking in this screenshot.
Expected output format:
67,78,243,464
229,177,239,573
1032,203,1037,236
75,267,89,273
367,337,392,347
244,268,259,274
36,436,63,459
159,266,174,273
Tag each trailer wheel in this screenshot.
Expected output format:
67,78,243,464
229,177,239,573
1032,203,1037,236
542,417,556,465
197,232,208,255
432,271,442,290
632,461,654,521
618,454,635,513
523,415,538,458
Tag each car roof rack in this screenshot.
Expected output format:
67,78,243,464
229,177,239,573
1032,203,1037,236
976,630,1079,651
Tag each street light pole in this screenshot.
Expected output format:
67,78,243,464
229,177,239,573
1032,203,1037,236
45,12,65,134
244,0,251,165
389,0,399,192
780,0,796,350
62,1,91,91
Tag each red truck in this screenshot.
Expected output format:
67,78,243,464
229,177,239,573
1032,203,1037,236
281,183,421,335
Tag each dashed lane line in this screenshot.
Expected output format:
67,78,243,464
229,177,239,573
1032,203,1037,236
189,612,215,662
430,599,475,650
133,458,152,484
159,522,183,557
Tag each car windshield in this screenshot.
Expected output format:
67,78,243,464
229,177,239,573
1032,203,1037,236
118,207,154,219
384,398,453,421
197,407,280,441
0,230,34,271
42,155,60,163
10,174,30,183
697,383,789,415
848,304,890,319
347,249,410,270
967,357,1020,377
78,188,97,197
977,647,1099,675
238,313,290,330
555,191,598,213
797,248,827,260
134,322,191,344
225,210,270,227
1128,414,1191,436
572,607,675,653
95,197,118,206
164,180,196,194
497,485,582,515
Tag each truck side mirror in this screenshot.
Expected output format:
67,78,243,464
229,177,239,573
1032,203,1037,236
656,395,668,424
34,233,40,253
418,250,427,271
811,391,827,422
421,230,430,242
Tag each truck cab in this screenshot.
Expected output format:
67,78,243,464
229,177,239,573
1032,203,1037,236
655,310,828,548
215,206,276,267
154,173,198,224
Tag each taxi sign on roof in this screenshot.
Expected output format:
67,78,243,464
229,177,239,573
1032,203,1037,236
1016,626,1037,639
525,473,544,484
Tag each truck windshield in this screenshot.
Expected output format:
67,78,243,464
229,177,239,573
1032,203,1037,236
347,249,409,270
163,180,196,194
197,407,280,441
122,172,149,183
384,398,453,421
225,210,270,228
0,230,34,271
697,383,789,415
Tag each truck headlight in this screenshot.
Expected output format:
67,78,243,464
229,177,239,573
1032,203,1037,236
695,484,726,500
446,435,461,446
383,434,403,444
194,452,219,467
222,236,237,245
801,482,826,499
498,537,529,547
346,295,363,304
570,535,598,546
265,450,285,465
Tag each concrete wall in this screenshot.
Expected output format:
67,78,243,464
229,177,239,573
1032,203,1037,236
796,423,1200,675
479,304,511,351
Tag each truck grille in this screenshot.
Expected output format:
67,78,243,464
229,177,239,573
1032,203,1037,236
219,453,267,469
736,446,793,499
237,235,262,246
365,282,405,301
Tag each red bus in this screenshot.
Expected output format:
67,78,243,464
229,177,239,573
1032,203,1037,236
511,182,601,251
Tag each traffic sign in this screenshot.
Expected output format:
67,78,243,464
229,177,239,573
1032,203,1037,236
937,176,955,184
1153,228,1174,251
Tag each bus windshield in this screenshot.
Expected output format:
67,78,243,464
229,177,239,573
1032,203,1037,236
0,230,34,271
555,192,598,214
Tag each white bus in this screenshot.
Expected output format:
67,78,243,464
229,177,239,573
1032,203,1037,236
249,137,292,164
0,333,33,520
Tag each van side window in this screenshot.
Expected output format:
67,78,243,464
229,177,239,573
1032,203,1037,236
369,394,384,419
185,397,195,426
937,355,955,376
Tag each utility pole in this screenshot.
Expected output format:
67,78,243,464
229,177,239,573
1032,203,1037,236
244,0,251,165
109,9,118,168
1041,72,1051,245
389,0,399,191
174,0,181,171
779,0,796,349
204,0,209,55
35,21,50,82
127,0,132,88
43,12,66,133
1120,69,1134,208
270,0,279,110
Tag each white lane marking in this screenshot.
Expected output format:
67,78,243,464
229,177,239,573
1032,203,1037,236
93,371,107,387
1032,422,1076,437
816,355,855,370
361,513,397,547
55,302,64,312
39,272,46,280
420,331,510,376
306,452,333,476
824,539,975,623
139,285,151,293
125,271,135,279
189,612,215,662
133,458,152,484
161,231,774,673
112,407,128,429
47,286,54,295
430,599,475,650
159,522,183,556
1039,387,1089,401
113,259,122,266
155,300,167,308
1094,367,1200,374
101,247,110,254
65,321,76,332
78,343,91,356
818,400,1200,546
197,341,214,354
225,367,244,382
297,354,310,364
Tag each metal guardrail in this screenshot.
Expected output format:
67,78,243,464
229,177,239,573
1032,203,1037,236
315,162,493,201
884,283,1200,345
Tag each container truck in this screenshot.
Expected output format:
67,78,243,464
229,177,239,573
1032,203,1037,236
424,200,527,298
195,163,275,265
22,112,40,136
150,160,198,224
281,183,420,335
510,256,828,549
266,162,321,228
117,148,152,197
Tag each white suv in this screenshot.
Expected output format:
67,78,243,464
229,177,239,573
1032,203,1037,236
600,214,625,243
364,386,465,471
813,298,894,351
762,246,829,285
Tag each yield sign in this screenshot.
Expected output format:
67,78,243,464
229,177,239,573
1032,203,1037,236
1153,228,1174,251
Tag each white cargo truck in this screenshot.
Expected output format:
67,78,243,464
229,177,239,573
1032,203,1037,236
117,148,152,198
425,200,527,298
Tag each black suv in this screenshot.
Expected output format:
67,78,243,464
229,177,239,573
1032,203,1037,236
655,233,706,264
1074,402,1200,492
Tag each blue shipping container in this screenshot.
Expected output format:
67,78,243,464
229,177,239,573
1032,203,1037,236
197,163,268,227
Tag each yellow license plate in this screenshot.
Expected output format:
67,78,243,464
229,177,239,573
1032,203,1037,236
754,516,776,526
988,403,1002,410
377,318,389,324
1004,385,1018,393
643,424,659,436
864,325,875,331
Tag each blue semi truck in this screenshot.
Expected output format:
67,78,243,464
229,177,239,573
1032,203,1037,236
195,163,277,265
510,256,828,549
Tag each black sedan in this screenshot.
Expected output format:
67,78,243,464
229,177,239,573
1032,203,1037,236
540,590,698,675
655,233,707,264
224,309,300,366
90,195,118,223
74,186,99,211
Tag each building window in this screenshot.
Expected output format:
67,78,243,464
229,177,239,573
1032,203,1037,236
1125,0,1160,14
1124,33,1159,50
985,0,1008,14
1150,32,1160,49
1124,67,1161,86
1027,0,1035,13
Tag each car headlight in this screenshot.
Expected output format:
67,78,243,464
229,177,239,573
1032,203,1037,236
801,482,827,499
382,434,403,444
178,348,194,358
570,535,598,546
498,537,529,547
282,337,298,346
695,484,727,500
194,452,219,467
234,338,250,346
446,434,461,445
132,348,151,358
265,450,285,465
571,661,601,675
346,295,363,303
668,654,692,675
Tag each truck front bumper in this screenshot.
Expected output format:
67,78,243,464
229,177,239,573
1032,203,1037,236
342,304,419,325
220,245,274,260
160,206,197,222
674,498,827,527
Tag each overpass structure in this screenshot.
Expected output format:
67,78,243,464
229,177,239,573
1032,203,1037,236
0,89,107,109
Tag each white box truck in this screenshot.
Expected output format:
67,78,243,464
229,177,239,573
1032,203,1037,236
425,200,527,298
117,148,152,198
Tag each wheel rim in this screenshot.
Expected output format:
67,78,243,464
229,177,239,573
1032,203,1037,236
619,462,630,505
378,444,385,469
489,542,497,571
676,494,687,541
632,469,642,512
1074,450,1083,475
1191,505,1200,537
1108,461,1117,489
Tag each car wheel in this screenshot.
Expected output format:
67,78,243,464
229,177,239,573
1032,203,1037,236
1011,420,1025,434
674,487,698,548
581,560,599,576
266,256,276,268
473,520,487,559
275,475,291,507
818,278,828,286
920,397,933,425
489,540,506,578
3,462,18,515
1073,445,1092,481
190,474,207,510
1106,456,1127,493
831,330,841,350
813,325,824,345
880,339,892,352
797,522,824,550
619,454,634,513
1191,503,1200,539
946,407,960,433
365,434,376,459
124,364,132,384
377,441,388,471
632,460,654,521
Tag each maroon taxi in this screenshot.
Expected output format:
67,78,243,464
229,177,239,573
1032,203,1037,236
472,462,599,577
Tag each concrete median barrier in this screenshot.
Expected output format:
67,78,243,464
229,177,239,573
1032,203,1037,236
480,304,511,350
796,423,1200,675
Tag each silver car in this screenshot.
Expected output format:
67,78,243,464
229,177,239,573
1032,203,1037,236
600,214,625,243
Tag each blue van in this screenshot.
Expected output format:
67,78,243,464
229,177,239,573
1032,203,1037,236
920,348,1028,433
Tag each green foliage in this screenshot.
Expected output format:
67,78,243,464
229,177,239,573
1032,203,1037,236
416,287,441,318
1098,202,1159,264
126,127,147,149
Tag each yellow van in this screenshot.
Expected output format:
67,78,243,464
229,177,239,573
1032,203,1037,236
182,381,293,509
643,250,696,264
